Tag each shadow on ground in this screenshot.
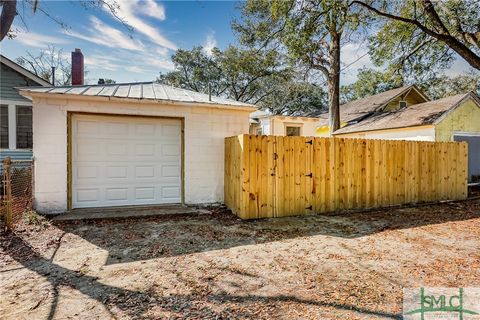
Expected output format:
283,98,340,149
2,233,402,319
52,200,479,265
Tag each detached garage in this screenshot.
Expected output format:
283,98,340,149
19,82,255,214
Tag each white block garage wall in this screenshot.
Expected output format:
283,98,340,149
32,97,250,213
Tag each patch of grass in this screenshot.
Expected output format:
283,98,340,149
23,211,47,226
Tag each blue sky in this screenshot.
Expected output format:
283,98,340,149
0,0,473,85
1,0,241,83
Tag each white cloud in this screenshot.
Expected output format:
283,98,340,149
85,54,123,72
341,42,373,69
203,31,217,56
136,0,166,20
65,16,144,51
141,54,174,70
340,42,376,85
125,65,148,73
14,31,70,48
109,0,176,50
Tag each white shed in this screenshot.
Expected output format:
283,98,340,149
19,82,256,214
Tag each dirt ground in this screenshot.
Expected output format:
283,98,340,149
1,199,479,320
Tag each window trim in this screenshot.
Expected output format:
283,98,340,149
0,99,33,151
284,123,303,136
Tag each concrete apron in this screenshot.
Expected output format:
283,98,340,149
53,204,211,221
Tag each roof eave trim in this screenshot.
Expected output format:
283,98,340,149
18,90,258,111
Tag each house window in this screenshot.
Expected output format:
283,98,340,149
16,105,33,149
399,101,407,108
286,126,301,136
0,105,8,149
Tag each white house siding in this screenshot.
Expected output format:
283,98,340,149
336,126,436,141
32,97,250,213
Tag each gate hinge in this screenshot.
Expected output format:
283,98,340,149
306,205,313,210
306,140,313,145
306,173,313,178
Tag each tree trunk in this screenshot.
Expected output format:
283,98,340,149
0,0,17,41
328,32,341,135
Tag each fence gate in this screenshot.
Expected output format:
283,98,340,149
225,135,468,220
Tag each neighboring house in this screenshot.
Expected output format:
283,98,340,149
0,54,51,165
18,81,256,214
316,85,429,137
318,85,480,182
250,110,321,137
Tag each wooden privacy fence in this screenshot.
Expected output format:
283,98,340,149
225,135,468,219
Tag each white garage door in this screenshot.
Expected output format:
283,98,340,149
72,114,182,208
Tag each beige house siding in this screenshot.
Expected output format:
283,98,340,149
435,99,480,141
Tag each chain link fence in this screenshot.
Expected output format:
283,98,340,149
1,157,34,231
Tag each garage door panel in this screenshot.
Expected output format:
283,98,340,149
163,124,181,136
135,144,156,156
105,188,129,201
106,166,129,179
162,186,181,199
76,188,100,203
135,123,156,136
72,114,182,208
105,122,129,136
135,187,156,200
77,120,100,135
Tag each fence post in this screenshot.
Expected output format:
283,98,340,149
3,157,12,231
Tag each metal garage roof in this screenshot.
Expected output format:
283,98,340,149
18,82,257,109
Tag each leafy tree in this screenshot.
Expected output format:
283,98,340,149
259,76,327,115
98,78,116,84
157,45,327,114
157,47,225,96
16,45,72,86
233,0,366,134
353,0,480,77
420,71,480,100
341,67,479,102
156,45,287,104
340,67,403,103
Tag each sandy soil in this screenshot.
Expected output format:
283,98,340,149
1,200,479,319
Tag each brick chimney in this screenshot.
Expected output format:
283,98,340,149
71,48,84,85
